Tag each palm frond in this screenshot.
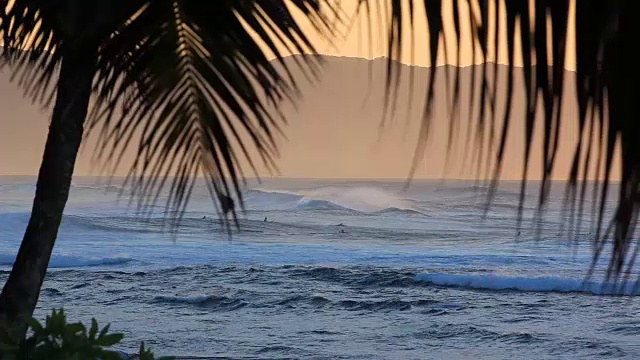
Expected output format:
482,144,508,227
1,0,143,101
3,0,338,230
4,0,638,284
87,0,339,227
1,0,61,106
357,0,638,283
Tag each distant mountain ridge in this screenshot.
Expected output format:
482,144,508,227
2,54,611,180
278,54,576,71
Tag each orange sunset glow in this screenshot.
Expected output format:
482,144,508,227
0,0,618,180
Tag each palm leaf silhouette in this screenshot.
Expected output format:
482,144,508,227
1,0,637,284
0,0,340,338
355,0,637,284
2,0,337,228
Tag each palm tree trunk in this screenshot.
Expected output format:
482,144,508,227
0,42,98,342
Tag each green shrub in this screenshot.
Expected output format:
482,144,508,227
0,309,173,360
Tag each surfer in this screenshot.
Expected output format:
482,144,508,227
264,217,268,222
340,229,345,234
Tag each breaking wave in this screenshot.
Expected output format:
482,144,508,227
249,186,419,214
416,272,639,296
0,254,133,268
154,294,247,310
295,198,355,212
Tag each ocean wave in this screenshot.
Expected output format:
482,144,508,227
287,266,422,288
415,324,546,345
56,213,428,240
295,198,355,212
154,294,247,310
0,183,35,192
70,184,125,193
52,256,133,268
0,212,30,224
273,294,458,312
0,254,133,268
433,185,525,200
415,272,639,296
247,188,302,200
608,324,640,336
245,189,303,211
62,215,166,234
256,345,305,354
373,207,426,216
434,185,491,193
276,294,331,307
294,198,424,216
42,288,63,296
336,298,413,311
248,186,420,214
0,183,123,192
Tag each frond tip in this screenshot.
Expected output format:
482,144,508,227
364,0,640,285
82,0,338,227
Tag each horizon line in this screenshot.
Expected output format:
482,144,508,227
0,174,618,183
279,54,577,72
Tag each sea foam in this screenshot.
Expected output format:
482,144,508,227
0,254,132,268
251,186,418,213
416,272,639,296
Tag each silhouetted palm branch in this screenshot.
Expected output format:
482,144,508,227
1,0,338,228
355,0,637,284
2,0,637,285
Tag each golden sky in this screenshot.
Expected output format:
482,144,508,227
1,0,613,181
285,0,576,70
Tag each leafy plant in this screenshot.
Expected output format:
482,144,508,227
137,342,172,360
0,309,173,360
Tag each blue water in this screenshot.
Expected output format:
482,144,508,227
0,177,639,359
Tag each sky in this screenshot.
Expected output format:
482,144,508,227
0,0,618,180
285,0,577,70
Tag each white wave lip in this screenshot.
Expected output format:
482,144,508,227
415,272,639,296
0,254,132,268
49,256,132,268
295,198,351,211
250,186,417,213
299,187,414,212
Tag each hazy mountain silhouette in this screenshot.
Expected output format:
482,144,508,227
0,55,616,180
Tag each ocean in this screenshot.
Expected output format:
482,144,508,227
0,176,638,359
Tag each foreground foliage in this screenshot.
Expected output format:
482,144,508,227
356,0,639,283
0,0,336,341
0,309,173,360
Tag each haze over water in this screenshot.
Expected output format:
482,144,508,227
0,176,638,359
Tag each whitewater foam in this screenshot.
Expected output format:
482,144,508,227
415,272,640,296
2,177,637,359
298,186,415,212
251,186,418,213
0,254,133,268
295,198,354,212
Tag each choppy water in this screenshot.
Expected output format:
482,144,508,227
0,177,639,359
